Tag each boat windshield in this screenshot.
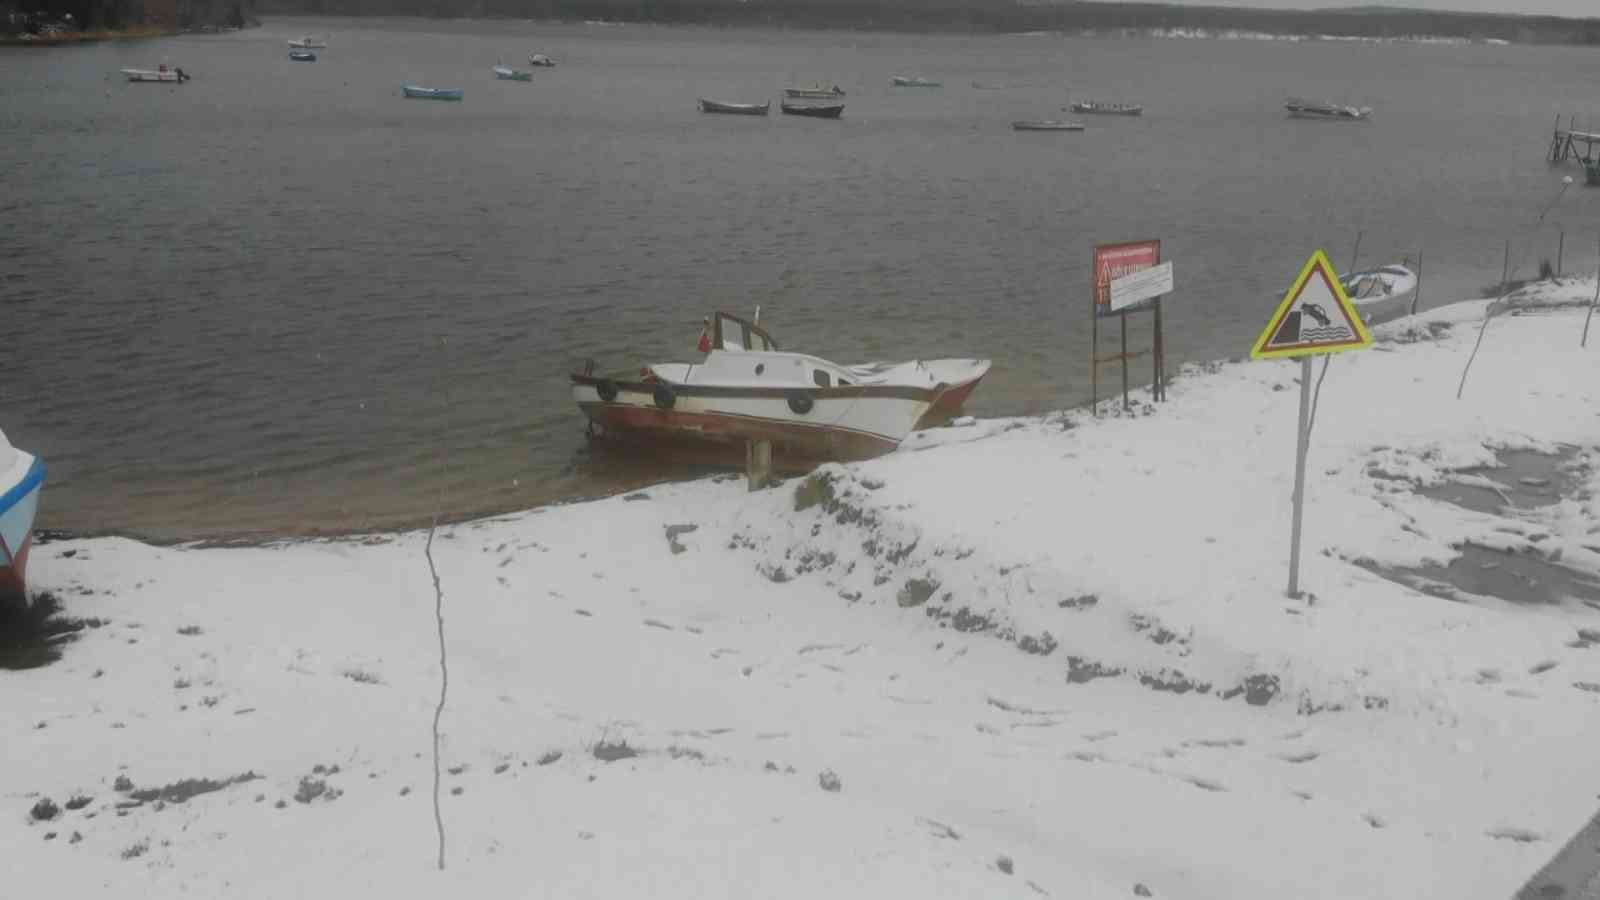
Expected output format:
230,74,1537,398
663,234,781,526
711,312,779,352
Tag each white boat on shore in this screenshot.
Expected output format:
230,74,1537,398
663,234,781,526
527,53,555,67
1341,263,1419,324
891,75,941,87
288,36,327,49
571,312,990,464
121,65,190,83
0,428,45,611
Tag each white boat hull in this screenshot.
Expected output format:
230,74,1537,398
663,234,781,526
0,430,45,609
1342,265,1419,325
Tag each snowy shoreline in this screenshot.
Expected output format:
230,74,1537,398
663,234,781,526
4,281,1598,899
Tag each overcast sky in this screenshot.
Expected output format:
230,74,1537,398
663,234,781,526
1162,0,1592,19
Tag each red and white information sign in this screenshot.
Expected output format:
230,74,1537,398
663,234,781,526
1093,239,1161,316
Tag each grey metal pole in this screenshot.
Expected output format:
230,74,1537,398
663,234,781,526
1501,240,1512,293
1287,356,1314,599
1557,231,1564,278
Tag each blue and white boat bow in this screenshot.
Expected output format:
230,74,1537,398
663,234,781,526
0,429,46,608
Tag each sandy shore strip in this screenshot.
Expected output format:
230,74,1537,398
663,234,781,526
4,278,1598,899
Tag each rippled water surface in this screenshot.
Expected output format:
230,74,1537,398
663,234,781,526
3,16,1597,539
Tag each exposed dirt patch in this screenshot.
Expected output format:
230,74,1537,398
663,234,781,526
1138,669,1212,695
897,577,939,608
125,772,261,806
593,739,639,763
1221,673,1281,706
664,524,698,555
1066,656,1123,684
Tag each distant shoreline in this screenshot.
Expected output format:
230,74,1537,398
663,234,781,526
0,25,182,46
253,2,1600,47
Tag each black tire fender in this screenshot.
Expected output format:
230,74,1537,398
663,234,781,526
595,380,619,403
653,384,676,410
787,392,814,415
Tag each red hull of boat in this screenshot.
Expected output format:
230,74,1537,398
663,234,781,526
580,402,899,465
0,533,33,607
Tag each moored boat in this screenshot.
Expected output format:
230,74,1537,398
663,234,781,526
402,85,464,101
288,36,327,49
571,312,990,465
1340,263,1419,325
1069,100,1143,116
780,101,844,119
891,75,941,87
527,53,555,67
122,65,189,83
493,64,533,81
698,97,770,116
1012,120,1084,131
289,49,317,61
0,428,45,611
784,84,844,99
1285,97,1372,120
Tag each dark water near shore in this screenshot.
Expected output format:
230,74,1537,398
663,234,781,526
3,16,1598,540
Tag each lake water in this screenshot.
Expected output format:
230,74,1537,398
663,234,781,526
3,16,1597,541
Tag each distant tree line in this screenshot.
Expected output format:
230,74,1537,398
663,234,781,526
249,0,1600,45
2,0,253,32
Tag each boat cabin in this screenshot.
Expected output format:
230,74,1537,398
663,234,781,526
650,312,863,389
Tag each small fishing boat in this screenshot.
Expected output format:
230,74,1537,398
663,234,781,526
122,65,189,83
780,101,844,119
571,312,990,465
289,49,317,62
784,84,845,99
1285,98,1372,120
1340,263,1419,325
891,75,941,87
493,64,533,81
0,428,45,612
527,53,555,67
698,98,770,116
287,36,327,49
1012,120,1085,131
1069,100,1143,116
402,85,464,101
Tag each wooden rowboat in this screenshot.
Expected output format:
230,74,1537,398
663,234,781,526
780,101,843,119
493,65,533,81
699,98,770,116
1069,100,1143,116
1012,120,1085,131
403,85,464,101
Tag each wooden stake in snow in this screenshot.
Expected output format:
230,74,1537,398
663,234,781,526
1249,250,1374,599
1584,235,1598,349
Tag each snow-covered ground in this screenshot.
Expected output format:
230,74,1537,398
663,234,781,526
4,281,1599,899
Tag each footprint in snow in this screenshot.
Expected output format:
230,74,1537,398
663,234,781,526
1486,826,1542,843
1082,730,1118,742
1181,774,1226,792
1276,750,1320,764
1184,737,1247,749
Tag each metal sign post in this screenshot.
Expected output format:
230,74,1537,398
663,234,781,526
1287,356,1313,598
1251,250,1374,598
1091,240,1169,414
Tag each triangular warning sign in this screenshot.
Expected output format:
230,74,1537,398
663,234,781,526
1250,250,1374,360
